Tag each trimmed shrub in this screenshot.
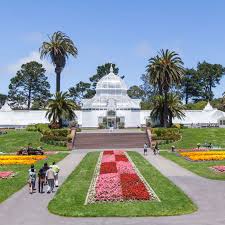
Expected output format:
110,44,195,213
151,128,181,142
26,125,37,132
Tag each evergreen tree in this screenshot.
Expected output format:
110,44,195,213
8,61,51,109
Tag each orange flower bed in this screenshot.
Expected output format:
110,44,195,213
0,155,47,165
180,151,225,161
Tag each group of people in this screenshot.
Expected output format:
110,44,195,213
28,162,60,194
143,142,160,155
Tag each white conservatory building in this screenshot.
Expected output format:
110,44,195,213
0,65,225,128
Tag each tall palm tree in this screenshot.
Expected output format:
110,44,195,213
167,93,185,126
46,92,77,128
40,31,78,93
146,49,184,127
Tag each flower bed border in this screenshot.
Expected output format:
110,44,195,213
85,151,160,205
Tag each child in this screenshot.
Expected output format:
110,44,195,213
28,168,36,194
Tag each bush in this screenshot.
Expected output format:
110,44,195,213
151,128,181,142
40,135,67,142
35,123,50,133
76,128,82,132
171,124,181,129
26,125,37,132
40,135,67,147
50,129,70,137
98,123,106,129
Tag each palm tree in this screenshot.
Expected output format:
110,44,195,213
146,49,184,127
46,92,77,128
150,95,164,126
40,31,78,93
151,93,185,127
167,93,185,126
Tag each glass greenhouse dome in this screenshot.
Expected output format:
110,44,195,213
82,65,141,110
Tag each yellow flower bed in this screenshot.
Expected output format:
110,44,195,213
0,155,47,165
180,151,225,161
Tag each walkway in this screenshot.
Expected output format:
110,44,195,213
1,149,225,225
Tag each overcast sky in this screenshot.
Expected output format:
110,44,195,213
1,0,225,97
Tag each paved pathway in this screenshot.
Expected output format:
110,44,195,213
1,149,225,225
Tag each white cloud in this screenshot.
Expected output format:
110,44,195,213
6,51,54,75
135,41,153,58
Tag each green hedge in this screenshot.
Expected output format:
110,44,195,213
151,128,181,142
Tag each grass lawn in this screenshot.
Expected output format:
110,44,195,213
160,128,225,149
0,152,68,203
161,151,225,180
0,130,67,153
48,151,196,217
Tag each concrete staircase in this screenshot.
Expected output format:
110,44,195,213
74,132,149,149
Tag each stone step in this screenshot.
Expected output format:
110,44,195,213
74,132,149,149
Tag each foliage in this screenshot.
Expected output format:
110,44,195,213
151,128,181,141
185,100,207,110
196,61,225,100
48,151,196,216
98,123,106,129
0,94,7,108
40,135,67,146
46,92,77,127
40,31,78,93
167,93,185,126
8,61,51,109
68,81,92,105
181,68,202,104
127,85,145,99
146,49,184,127
151,93,185,126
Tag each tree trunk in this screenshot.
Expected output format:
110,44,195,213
28,87,32,109
56,71,61,93
185,86,189,104
169,112,173,127
163,91,169,128
59,118,63,128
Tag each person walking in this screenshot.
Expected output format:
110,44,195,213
46,166,55,193
51,162,60,187
28,164,36,190
144,143,148,156
42,162,49,185
28,168,36,194
155,142,159,155
38,167,45,193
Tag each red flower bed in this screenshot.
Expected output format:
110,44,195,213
100,162,117,174
86,150,158,204
120,174,150,200
103,150,114,155
115,155,129,162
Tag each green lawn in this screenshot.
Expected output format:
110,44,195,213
160,128,225,149
48,151,196,217
0,130,67,153
0,153,68,203
161,151,225,180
